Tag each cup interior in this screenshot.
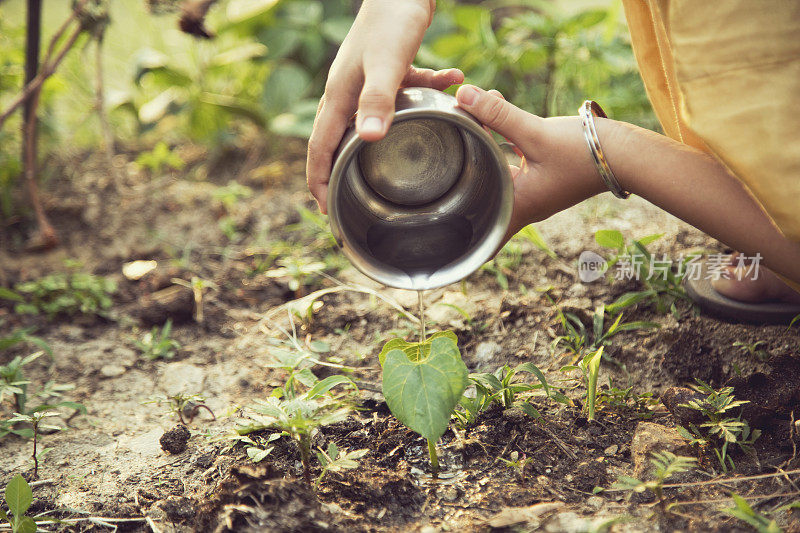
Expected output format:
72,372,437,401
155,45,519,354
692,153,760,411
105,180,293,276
330,112,511,290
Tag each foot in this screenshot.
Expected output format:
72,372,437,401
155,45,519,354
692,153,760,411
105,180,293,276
711,262,800,304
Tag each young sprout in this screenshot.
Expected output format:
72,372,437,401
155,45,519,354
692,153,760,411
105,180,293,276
676,380,760,472
7,411,61,478
315,442,368,489
171,277,218,323
612,451,697,511
135,319,181,360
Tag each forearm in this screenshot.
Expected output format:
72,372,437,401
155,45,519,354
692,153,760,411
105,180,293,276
590,119,800,283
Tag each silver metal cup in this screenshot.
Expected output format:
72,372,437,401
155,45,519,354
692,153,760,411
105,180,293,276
327,87,513,291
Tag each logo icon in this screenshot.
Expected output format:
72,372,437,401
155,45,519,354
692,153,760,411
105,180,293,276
578,251,607,283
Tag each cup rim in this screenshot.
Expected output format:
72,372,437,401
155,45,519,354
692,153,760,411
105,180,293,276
327,90,513,291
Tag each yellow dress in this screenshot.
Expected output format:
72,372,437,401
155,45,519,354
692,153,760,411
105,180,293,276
622,0,800,290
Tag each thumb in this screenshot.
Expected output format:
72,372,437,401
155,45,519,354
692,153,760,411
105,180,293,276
456,85,540,148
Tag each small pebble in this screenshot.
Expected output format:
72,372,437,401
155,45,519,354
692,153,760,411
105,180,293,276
100,364,126,378
603,444,618,456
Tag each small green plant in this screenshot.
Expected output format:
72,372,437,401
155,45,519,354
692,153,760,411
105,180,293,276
1,353,43,414
1,474,36,533
264,257,326,295
134,141,185,173
677,380,760,472
378,331,468,475
171,277,217,323
143,393,215,424
1,351,86,443
724,493,781,533
0,326,51,357
1,272,116,319
236,385,355,485
560,347,603,420
499,450,533,484
612,451,697,509
595,230,695,318
480,225,555,290
460,361,562,426
733,340,770,362
212,181,253,211
596,378,658,418
315,442,368,489
6,411,62,479
551,304,658,361
135,319,180,360
237,320,357,484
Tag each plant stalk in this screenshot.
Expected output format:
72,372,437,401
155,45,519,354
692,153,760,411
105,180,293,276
32,420,39,479
587,347,603,421
427,439,439,477
299,434,312,485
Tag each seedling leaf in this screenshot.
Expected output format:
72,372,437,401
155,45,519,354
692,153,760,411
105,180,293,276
380,334,468,442
595,229,624,250
5,474,32,517
377,331,458,366
307,375,357,399
17,516,37,533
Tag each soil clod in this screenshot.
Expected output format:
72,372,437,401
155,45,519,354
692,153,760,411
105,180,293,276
160,424,191,454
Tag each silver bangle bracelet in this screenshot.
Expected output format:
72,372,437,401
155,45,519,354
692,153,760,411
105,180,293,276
579,100,630,199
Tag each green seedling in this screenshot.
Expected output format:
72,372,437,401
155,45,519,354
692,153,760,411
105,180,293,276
143,393,215,424
0,326,52,358
733,340,770,362
552,304,658,364
724,493,781,533
677,380,760,472
135,141,185,174
1,353,43,414
315,442,368,489
378,331,468,475
135,319,180,360
596,378,658,418
212,181,253,211
515,224,557,259
1,351,86,444
236,432,281,463
238,316,358,484
595,230,695,318
6,411,62,479
265,257,326,295
172,277,218,323
560,347,603,420
1,271,116,319
470,362,554,409
457,361,562,426
1,474,36,533
612,451,697,510
236,384,355,485
500,450,533,484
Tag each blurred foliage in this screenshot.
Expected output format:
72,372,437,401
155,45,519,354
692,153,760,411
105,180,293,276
419,0,656,127
0,0,656,217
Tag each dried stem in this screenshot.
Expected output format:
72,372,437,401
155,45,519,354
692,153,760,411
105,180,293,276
0,0,88,130
94,31,124,189
32,419,39,479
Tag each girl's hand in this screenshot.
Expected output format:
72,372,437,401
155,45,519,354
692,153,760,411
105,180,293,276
306,0,463,213
454,85,607,238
